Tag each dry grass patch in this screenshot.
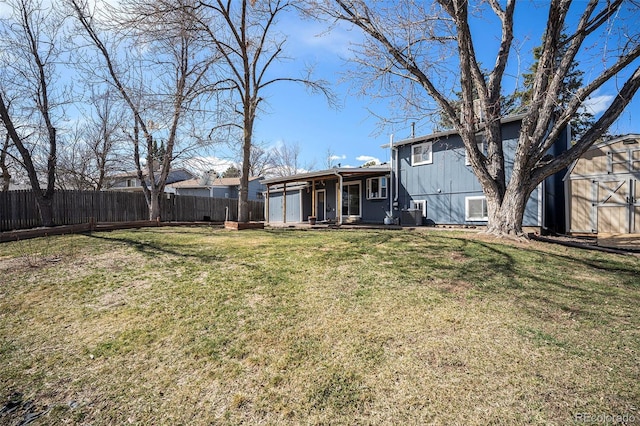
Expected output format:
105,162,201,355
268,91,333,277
0,227,638,425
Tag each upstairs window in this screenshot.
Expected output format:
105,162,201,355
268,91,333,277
366,176,388,199
412,142,433,166
466,139,486,166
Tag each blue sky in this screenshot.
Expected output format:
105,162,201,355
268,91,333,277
245,2,640,172
1,1,637,175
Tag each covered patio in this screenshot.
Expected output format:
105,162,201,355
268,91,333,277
262,166,391,224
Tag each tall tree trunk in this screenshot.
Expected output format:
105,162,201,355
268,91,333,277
34,192,55,227
1,134,10,191
238,113,253,223
0,94,56,226
485,190,529,236
149,187,161,221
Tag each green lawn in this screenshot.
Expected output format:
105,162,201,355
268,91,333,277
0,227,638,425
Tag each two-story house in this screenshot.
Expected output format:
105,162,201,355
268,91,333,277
263,115,568,233
391,115,568,232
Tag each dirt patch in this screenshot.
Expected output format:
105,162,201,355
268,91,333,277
433,278,473,294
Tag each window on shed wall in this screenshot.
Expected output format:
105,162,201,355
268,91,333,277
465,196,488,221
366,176,388,199
607,150,629,174
411,142,433,166
632,149,640,171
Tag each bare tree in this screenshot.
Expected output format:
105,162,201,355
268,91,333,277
324,147,342,169
1,133,11,191
249,142,274,177
69,0,214,220
269,140,313,176
314,0,640,236
56,89,125,190
191,0,334,222
0,0,66,226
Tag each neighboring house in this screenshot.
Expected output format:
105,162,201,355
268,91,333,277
6,182,32,191
565,134,640,234
391,114,568,232
167,171,265,200
263,114,568,233
107,168,195,192
262,166,391,224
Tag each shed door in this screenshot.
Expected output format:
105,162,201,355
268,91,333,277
595,179,637,233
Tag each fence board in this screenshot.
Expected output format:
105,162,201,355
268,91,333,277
0,190,265,231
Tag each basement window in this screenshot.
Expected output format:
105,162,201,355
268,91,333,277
465,196,488,221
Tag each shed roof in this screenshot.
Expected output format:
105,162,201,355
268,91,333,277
563,133,640,180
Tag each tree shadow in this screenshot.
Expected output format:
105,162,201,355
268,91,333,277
86,233,226,263
410,233,640,325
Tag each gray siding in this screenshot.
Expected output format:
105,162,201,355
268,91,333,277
248,179,265,201
397,120,541,226
267,176,389,224
177,188,211,197
268,190,303,222
211,187,236,199
175,180,264,200
343,178,389,223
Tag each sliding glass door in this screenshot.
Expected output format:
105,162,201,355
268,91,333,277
342,182,361,218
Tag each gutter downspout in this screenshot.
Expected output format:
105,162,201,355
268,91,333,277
389,134,394,219
394,143,399,204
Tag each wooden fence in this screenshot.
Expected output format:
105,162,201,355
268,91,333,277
0,190,265,231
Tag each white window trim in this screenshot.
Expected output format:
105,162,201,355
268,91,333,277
411,142,433,166
410,200,427,217
465,196,488,221
366,176,388,200
465,140,486,166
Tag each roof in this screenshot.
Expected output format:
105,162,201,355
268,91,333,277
563,133,640,180
262,166,391,186
110,168,195,184
167,175,262,189
383,113,527,148
592,134,640,149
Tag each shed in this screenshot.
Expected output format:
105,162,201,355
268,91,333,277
565,134,640,234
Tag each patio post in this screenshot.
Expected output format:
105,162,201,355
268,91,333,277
283,182,287,223
311,178,316,219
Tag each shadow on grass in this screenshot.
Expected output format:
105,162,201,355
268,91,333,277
410,233,640,325
86,233,226,263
